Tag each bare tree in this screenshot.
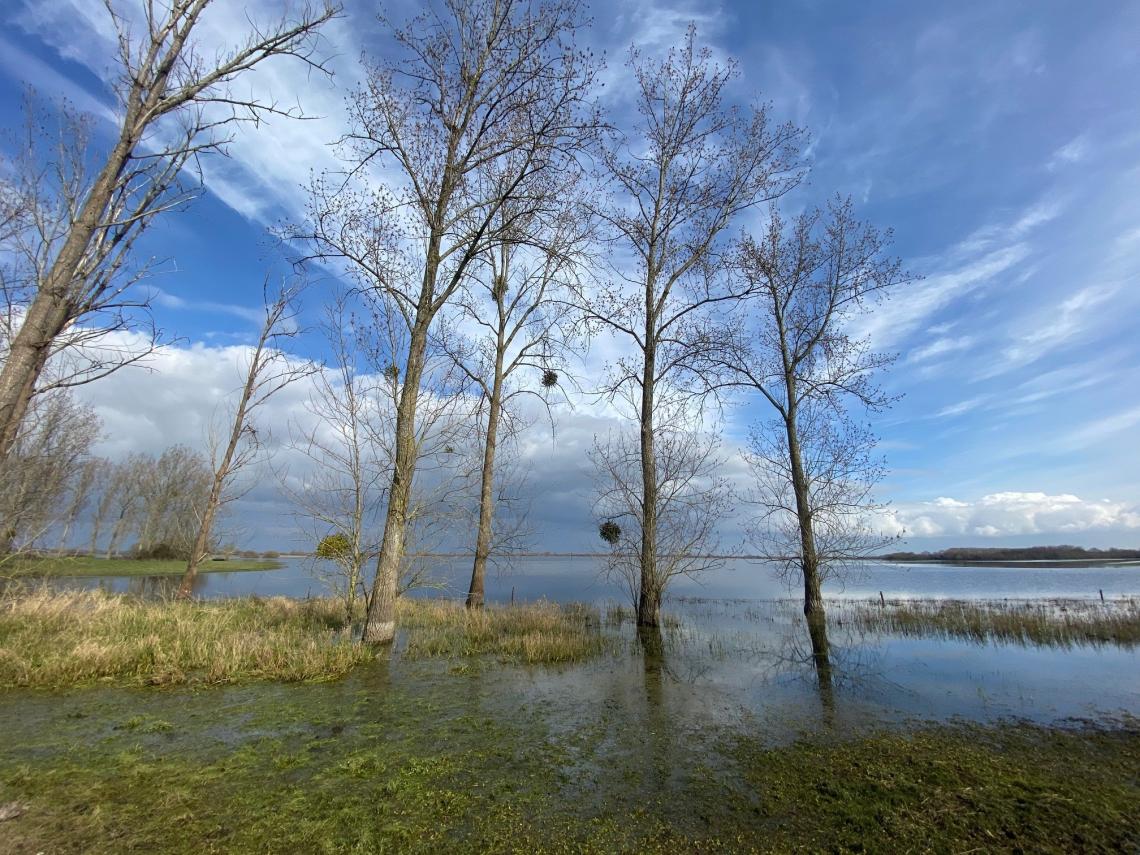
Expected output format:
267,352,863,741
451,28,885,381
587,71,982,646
57,457,107,551
103,454,148,558
442,202,587,608
135,445,213,557
283,293,384,619
720,198,912,618
580,27,802,626
0,0,338,467
590,416,733,612
178,282,317,597
294,0,598,643
0,390,100,562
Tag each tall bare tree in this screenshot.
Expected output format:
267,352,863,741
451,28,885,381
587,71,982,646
136,445,213,556
721,198,912,618
0,390,100,561
56,456,105,551
443,202,586,608
0,0,337,467
295,0,598,643
178,282,316,597
581,27,802,626
590,416,732,613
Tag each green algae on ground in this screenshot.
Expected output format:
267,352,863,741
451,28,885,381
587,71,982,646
0,664,1136,854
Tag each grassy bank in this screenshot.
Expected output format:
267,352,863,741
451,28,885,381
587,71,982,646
0,592,611,688
848,598,1140,647
1,556,282,578
0,592,370,687
0,707,1134,853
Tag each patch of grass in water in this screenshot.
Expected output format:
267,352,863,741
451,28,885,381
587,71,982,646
847,598,1140,647
398,599,611,664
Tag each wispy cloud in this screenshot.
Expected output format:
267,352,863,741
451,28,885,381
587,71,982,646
934,395,989,418
906,335,976,364
150,289,264,327
1064,404,1140,449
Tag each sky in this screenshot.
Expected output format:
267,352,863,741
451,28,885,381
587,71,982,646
1,0,1139,553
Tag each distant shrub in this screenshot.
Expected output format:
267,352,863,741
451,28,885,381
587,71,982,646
262,550,281,559
133,542,185,560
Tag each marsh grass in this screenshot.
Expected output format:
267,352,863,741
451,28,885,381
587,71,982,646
1,556,282,578
0,591,370,688
398,599,611,664
847,598,1140,647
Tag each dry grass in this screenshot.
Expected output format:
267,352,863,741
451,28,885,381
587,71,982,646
848,598,1140,647
398,598,610,664
0,590,371,688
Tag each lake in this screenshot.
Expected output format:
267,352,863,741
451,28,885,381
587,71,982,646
41,554,1140,603
20,555,1140,730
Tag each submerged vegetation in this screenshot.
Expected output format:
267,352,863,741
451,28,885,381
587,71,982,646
0,683,1135,855
848,597,1140,647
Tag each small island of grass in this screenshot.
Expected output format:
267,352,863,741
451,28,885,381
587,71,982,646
1,555,283,579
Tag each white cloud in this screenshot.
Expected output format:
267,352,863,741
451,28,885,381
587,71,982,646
892,491,1140,538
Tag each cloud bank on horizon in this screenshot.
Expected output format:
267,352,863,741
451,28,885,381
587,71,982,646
1,0,1138,550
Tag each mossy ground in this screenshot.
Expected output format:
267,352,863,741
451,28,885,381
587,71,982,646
0,672,1135,854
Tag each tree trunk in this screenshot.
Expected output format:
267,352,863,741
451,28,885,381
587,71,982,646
361,320,429,644
638,320,660,627
0,297,72,461
177,480,222,598
0,133,136,466
785,404,824,617
467,357,504,609
805,612,834,721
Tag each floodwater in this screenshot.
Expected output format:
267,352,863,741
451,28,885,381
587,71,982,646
33,554,1140,603
8,556,1140,732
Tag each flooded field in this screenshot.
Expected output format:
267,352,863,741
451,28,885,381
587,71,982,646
2,560,1138,851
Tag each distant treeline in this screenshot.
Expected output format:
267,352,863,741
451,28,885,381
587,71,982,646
880,546,1140,562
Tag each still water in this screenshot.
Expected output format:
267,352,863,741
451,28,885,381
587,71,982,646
42,554,1140,603
15,555,1139,730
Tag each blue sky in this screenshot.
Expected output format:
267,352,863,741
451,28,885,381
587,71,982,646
2,0,1139,550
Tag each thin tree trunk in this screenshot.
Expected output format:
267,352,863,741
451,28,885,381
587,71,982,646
785,402,824,617
178,329,266,598
178,472,225,598
805,612,834,721
467,356,504,609
638,322,660,627
362,319,429,644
